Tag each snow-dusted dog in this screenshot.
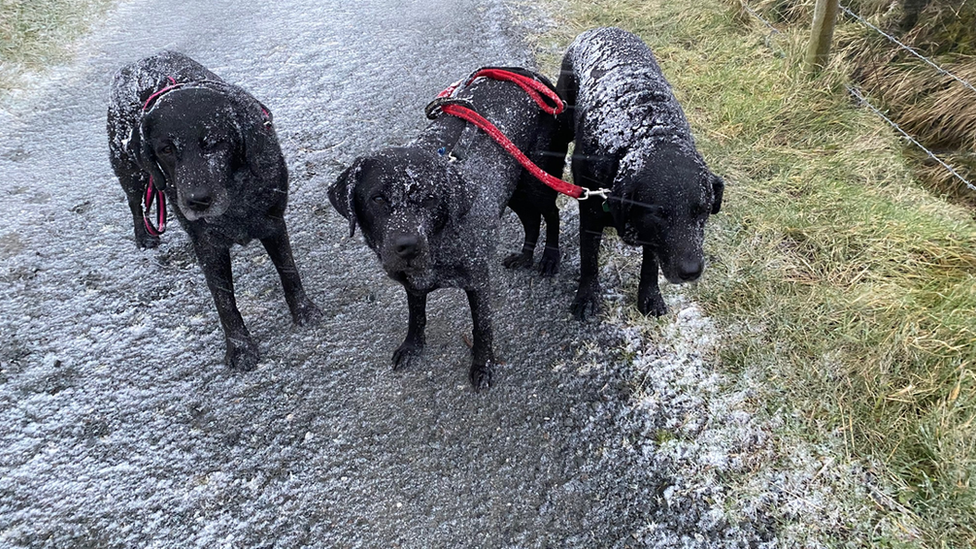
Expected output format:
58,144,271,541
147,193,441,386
107,51,320,370
554,27,724,319
328,68,562,390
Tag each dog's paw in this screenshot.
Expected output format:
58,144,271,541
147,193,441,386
292,299,323,326
135,230,161,249
226,338,260,371
392,340,424,371
638,291,668,317
502,251,533,270
538,247,560,277
469,360,493,391
571,287,601,321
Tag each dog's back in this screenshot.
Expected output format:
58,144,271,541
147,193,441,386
562,27,695,158
416,75,556,218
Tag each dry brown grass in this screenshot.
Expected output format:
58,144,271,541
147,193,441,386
834,1,976,208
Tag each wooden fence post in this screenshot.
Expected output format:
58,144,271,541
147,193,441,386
806,0,841,74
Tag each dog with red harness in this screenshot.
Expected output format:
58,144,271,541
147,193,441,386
107,51,321,371
328,67,565,389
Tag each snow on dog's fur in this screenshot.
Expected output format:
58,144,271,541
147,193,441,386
107,51,320,370
552,27,725,319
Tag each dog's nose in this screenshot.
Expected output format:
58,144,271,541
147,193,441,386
394,235,420,259
186,189,213,212
678,258,703,282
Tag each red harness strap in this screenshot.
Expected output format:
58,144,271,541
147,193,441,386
429,68,591,200
138,76,180,236
143,175,166,236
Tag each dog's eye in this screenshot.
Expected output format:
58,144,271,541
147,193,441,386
158,144,175,156
371,195,387,205
202,140,225,153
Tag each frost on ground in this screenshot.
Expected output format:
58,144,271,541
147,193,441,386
574,237,906,547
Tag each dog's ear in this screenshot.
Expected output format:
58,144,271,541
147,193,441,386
444,164,474,222
131,119,168,190
234,95,282,177
329,158,365,237
709,172,725,215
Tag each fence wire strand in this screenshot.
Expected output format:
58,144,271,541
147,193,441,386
847,86,976,192
839,4,976,96
740,2,975,193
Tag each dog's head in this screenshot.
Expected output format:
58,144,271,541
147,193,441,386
130,83,277,222
328,148,473,287
610,144,724,284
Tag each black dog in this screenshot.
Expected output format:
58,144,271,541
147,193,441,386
328,69,562,389
552,27,725,319
107,51,320,370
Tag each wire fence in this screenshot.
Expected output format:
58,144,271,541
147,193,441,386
838,5,976,96
741,1,975,193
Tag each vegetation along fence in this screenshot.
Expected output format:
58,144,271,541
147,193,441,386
746,0,976,195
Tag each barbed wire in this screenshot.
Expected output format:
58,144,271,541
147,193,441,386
741,2,779,33
838,4,976,96
740,2,785,55
847,85,976,192
739,2,975,193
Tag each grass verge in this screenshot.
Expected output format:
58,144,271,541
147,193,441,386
0,0,112,97
534,0,976,546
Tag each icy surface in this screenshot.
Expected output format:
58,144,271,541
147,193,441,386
0,0,881,547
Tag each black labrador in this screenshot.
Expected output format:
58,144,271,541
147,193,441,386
551,27,725,319
328,69,562,389
107,51,320,370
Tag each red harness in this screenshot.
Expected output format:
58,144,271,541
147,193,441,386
426,67,607,201
140,77,180,237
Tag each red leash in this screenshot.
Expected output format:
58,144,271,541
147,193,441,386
427,68,607,201
138,76,179,236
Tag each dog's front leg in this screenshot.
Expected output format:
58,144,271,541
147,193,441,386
194,243,259,370
571,204,604,320
393,289,427,370
466,285,494,390
638,246,668,316
260,223,322,326
121,171,160,249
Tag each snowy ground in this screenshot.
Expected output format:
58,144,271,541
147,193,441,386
0,0,885,547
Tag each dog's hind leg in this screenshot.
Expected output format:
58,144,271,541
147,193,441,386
466,286,494,390
393,289,427,370
637,246,668,317
502,203,541,271
260,224,322,326
538,205,560,277
193,242,259,370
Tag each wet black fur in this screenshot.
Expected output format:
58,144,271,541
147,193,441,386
328,71,562,390
550,28,725,319
107,51,320,370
